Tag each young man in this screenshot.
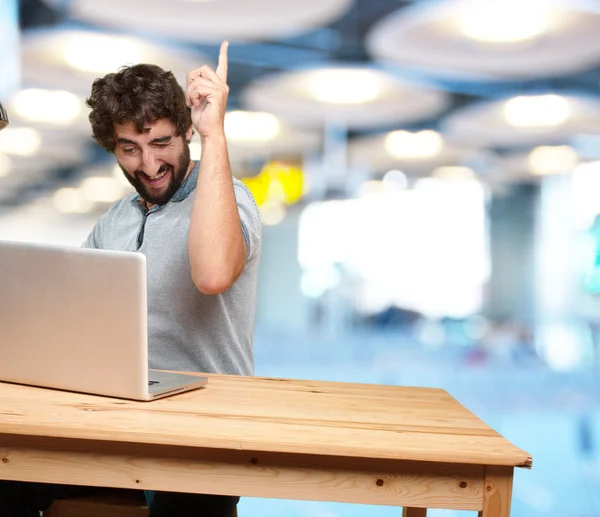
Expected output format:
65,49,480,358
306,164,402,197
0,41,261,517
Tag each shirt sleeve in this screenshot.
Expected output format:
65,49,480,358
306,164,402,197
233,179,261,261
81,220,103,249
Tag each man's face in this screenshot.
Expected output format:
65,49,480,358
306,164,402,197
114,119,192,206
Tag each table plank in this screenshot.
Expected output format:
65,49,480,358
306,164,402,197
0,435,487,510
0,374,531,468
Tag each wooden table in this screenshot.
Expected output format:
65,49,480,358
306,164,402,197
0,373,531,516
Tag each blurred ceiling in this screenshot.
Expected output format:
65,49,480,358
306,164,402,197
2,0,600,216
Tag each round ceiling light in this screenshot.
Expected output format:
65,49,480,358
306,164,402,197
348,131,474,176
63,33,143,75
20,29,209,96
459,0,550,44
443,94,600,148
10,89,82,125
242,66,449,129
308,69,382,105
503,95,570,128
65,0,352,42
385,130,444,160
366,0,600,80
528,145,579,175
225,111,281,142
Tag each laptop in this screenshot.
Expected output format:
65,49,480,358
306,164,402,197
0,239,207,401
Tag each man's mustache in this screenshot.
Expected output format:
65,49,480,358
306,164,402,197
135,164,171,178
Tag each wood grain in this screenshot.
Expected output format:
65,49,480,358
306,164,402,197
479,466,513,517
0,434,486,510
0,374,532,468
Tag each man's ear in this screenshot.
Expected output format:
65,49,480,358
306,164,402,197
186,127,194,143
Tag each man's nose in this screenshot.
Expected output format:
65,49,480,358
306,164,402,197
141,149,161,176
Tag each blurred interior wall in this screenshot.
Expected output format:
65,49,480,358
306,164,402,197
535,174,578,322
485,184,539,324
255,209,310,333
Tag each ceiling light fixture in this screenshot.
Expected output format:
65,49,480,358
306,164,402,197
528,145,578,175
12,89,81,125
432,166,477,181
459,0,550,44
225,110,280,142
308,69,381,105
385,130,444,159
503,94,570,128
63,33,142,74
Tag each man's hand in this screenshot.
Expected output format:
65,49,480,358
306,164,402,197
186,41,229,140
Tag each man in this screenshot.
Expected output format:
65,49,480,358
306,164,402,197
0,41,261,517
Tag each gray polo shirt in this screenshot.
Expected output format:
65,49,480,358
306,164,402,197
83,160,261,376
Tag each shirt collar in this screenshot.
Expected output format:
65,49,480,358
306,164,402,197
171,160,200,202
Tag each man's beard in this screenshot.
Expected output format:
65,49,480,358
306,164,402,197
119,143,190,206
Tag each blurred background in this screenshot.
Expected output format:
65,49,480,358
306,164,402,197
2,0,600,515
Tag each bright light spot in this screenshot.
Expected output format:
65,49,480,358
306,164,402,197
385,130,443,159
298,179,489,318
11,89,81,125
414,177,438,191
242,175,269,206
354,283,397,315
528,145,578,176
298,200,352,270
63,34,142,74
242,161,304,206
571,161,600,231
0,127,42,156
53,188,94,214
225,111,280,142
80,177,125,203
301,266,342,298
503,95,570,128
309,69,381,105
537,322,584,371
459,0,550,44
0,154,12,177
433,166,477,181
259,201,286,226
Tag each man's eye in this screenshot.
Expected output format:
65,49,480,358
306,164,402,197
123,148,136,154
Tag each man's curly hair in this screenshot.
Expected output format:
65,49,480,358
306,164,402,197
86,64,192,152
